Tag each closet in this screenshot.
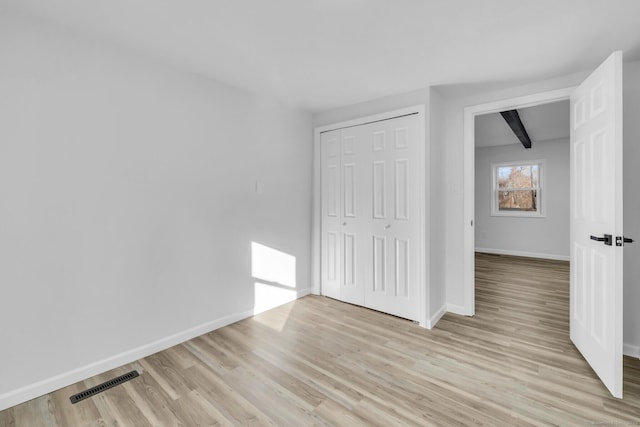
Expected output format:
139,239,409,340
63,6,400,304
320,112,424,321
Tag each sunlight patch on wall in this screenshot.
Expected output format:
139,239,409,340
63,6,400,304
251,242,296,288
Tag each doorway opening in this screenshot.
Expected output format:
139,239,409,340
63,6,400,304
461,88,574,315
474,100,570,262
461,51,625,399
472,99,572,340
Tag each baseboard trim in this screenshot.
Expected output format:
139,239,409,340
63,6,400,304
446,303,471,316
475,247,570,262
0,288,311,412
624,343,640,359
427,305,447,329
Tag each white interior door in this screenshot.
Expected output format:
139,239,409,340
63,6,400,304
570,51,623,398
364,115,421,320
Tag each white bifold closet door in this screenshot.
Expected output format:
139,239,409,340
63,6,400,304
320,114,421,321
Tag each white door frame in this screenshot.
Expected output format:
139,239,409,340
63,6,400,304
312,105,429,327
461,87,575,315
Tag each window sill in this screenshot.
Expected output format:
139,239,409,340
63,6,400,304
490,211,546,218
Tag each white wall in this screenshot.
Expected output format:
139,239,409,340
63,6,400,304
313,88,430,128
428,88,447,321
622,61,640,356
437,60,640,355
474,139,570,260
0,10,313,409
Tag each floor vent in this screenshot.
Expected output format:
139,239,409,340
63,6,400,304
70,370,139,404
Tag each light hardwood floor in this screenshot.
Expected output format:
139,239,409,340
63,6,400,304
2,253,640,426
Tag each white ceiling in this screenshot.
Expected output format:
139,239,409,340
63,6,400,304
475,100,570,148
4,0,640,112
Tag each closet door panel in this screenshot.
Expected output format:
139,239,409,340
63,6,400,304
338,126,368,306
320,130,341,299
364,115,421,321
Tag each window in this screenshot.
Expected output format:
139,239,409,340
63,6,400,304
491,160,545,217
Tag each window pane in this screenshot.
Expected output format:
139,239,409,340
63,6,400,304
497,166,512,189
498,164,538,189
531,165,539,187
498,190,538,212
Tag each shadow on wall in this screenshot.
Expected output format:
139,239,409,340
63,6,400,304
251,242,297,330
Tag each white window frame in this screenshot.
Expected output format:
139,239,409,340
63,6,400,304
491,159,546,218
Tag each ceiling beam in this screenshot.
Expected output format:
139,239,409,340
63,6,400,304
500,110,532,149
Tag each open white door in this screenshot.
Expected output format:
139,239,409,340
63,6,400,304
570,51,623,398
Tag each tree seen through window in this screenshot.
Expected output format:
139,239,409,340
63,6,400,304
497,164,539,212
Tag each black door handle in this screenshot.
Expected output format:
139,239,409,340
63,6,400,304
590,234,613,246
615,236,634,246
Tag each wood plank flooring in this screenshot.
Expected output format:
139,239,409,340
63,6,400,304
2,253,640,426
